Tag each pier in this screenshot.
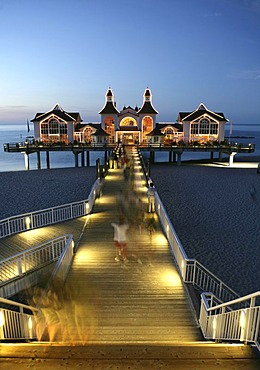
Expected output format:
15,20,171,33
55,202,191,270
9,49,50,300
3,141,256,170
0,147,259,369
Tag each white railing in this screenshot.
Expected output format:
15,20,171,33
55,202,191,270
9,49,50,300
0,235,72,286
0,297,38,340
199,292,260,347
0,234,74,298
0,178,102,239
152,184,260,348
0,234,74,340
154,192,240,302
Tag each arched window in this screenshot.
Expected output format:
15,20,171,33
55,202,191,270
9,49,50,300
49,118,59,135
142,116,153,134
199,119,210,134
105,116,115,135
165,127,173,135
83,127,93,143
40,117,68,143
120,117,137,126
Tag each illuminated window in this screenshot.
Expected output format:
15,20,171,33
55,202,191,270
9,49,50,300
120,117,137,126
142,116,153,134
41,123,48,135
210,123,218,134
60,123,67,135
83,127,93,142
200,119,210,134
49,119,59,134
191,123,199,134
40,118,68,142
105,117,115,135
165,128,173,135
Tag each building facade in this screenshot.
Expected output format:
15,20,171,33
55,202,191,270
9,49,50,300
31,89,228,145
31,104,82,144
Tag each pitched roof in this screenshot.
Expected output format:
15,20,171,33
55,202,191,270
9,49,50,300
119,106,139,117
147,123,183,136
91,127,110,136
178,103,228,122
31,104,81,122
99,101,119,115
138,101,159,114
75,123,101,131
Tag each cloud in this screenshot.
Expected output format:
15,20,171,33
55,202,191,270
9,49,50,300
201,12,221,17
228,69,260,80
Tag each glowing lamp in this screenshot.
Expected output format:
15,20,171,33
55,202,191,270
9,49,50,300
240,310,246,328
25,217,31,230
28,316,33,330
0,310,5,327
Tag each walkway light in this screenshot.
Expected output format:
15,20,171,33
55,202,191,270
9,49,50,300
240,309,246,328
85,202,89,214
240,309,246,341
0,310,4,327
212,315,217,339
28,316,33,330
25,216,31,230
0,310,5,340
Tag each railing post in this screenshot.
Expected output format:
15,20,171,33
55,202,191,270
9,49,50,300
8,219,11,236
52,239,55,260
0,310,5,339
30,213,34,229
192,260,196,286
219,281,223,301
245,297,256,343
17,258,22,276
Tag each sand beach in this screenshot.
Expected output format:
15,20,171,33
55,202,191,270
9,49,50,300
0,160,259,297
0,167,97,220
151,161,260,297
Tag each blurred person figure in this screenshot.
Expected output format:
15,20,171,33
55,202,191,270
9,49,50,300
147,182,155,213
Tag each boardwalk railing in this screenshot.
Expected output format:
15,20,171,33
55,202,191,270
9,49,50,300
0,234,74,298
0,178,102,239
0,297,38,341
154,190,260,348
200,292,260,348
155,192,239,302
0,234,74,340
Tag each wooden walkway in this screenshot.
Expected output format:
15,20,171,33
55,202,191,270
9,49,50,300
1,147,260,368
61,146,202,343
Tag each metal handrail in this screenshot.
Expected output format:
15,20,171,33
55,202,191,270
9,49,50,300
0,234,74,341
199,292,260,346
0,178,102,239
152,188,260,347
0,235,72,286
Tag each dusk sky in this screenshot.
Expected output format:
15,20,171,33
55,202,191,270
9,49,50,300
0,0,259,126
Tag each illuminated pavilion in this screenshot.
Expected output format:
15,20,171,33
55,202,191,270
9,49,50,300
31,89,228,145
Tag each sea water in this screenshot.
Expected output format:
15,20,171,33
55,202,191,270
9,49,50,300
0,123,259,172
0,124,106,172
